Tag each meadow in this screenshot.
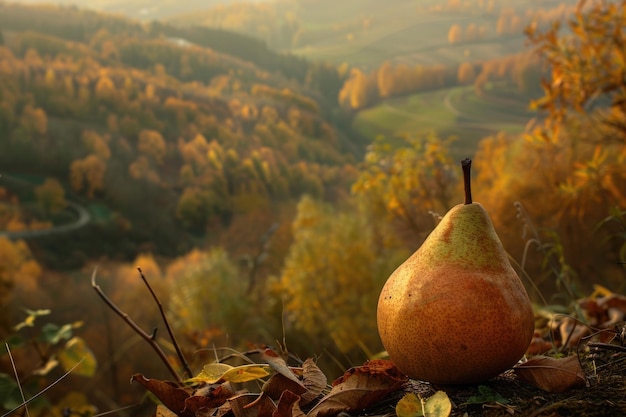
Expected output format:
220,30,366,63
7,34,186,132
353,82,536,159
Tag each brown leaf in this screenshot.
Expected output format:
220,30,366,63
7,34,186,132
263,372,307,400
156,404,179,417
307,360,407,417
185,382,236,414
274,390,306,417
261,348,306,389
229,393,276,417
514,355,585,393
301,358,327,405
132,374,192,417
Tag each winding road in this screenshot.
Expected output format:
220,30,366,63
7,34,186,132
0,174,92,240
0,200,92,240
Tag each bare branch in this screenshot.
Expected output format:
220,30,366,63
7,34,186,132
137,267,193,379
90,267,182,384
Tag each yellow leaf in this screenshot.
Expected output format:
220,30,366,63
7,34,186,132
423,391,452,417
396,393,424,417
189,363,271,384
189,363,234,384
221,364,271,383
58,337,97,377
396,391,451,417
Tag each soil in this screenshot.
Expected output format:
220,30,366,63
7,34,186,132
371,348,626,417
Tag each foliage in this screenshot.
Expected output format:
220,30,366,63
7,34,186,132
352,132,460,246
0,309,97,416
275,196,403,355
470,1,626,295
166,248,258,346
0,238,41,305
34,178,67,216
527,0,626,142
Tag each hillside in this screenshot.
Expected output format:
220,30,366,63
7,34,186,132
166,0,580,68
0,2,355,267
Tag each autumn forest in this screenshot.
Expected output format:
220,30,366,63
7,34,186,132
1,0,626,415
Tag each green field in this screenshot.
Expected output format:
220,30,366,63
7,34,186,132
353,83,535,159
291,0,521,68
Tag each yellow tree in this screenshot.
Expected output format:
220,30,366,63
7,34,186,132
165,248,252,345
527,0,626,143
352,132,460,246
448,24,463,43
69,154,106,199
138,129,166,164
34,178,67,216
457,62,476,85
377,61,395,98
0,237,42,300
276,196,403,355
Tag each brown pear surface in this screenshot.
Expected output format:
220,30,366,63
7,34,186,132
377,159,534,384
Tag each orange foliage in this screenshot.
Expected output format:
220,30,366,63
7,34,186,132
0,237,42,297
69,154,106,198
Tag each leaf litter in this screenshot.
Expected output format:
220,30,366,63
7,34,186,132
133,286,626,417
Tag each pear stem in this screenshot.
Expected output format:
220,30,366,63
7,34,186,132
461,158,472,205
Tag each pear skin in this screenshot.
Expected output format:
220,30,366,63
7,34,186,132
377,159,534,384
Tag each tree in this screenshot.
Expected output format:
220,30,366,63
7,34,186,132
377,61,394,98
0,237,42,300
35,178,67,216
165,248,252,344
276,195,402,354
352,132,460,246
448,24,463,44
137,129,166,164
69,154,106,199
527,0,626,143
457,62,476,85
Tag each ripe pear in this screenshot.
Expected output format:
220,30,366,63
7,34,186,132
377,158,534,384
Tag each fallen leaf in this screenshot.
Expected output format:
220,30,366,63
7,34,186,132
274,390,307,417
190,363,271,384
261,347,305,389
229,393,276,417
307,360,407,417
185,382,236,414
301,358,327,405
156,404,179,417
262,372,307,400
514,355,585,393
396,391,451,417
132,374,193,416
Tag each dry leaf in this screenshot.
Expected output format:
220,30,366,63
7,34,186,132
301,358,327,405
263,372,307,399
261,348,305,389
307,360,407,417
156,404,180,417
132,374,193,416
190,363,271,384
184,382,236,414
274,390,307,417
229,393,276,417
514,355,585,393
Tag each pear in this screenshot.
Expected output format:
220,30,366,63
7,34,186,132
377,158,534,384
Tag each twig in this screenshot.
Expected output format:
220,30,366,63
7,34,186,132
587,342,626,353
90,267,183,384
5,343,30,417
137,267,192,378
1,358,85,417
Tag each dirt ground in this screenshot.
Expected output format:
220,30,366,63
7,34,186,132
370,348,626,417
